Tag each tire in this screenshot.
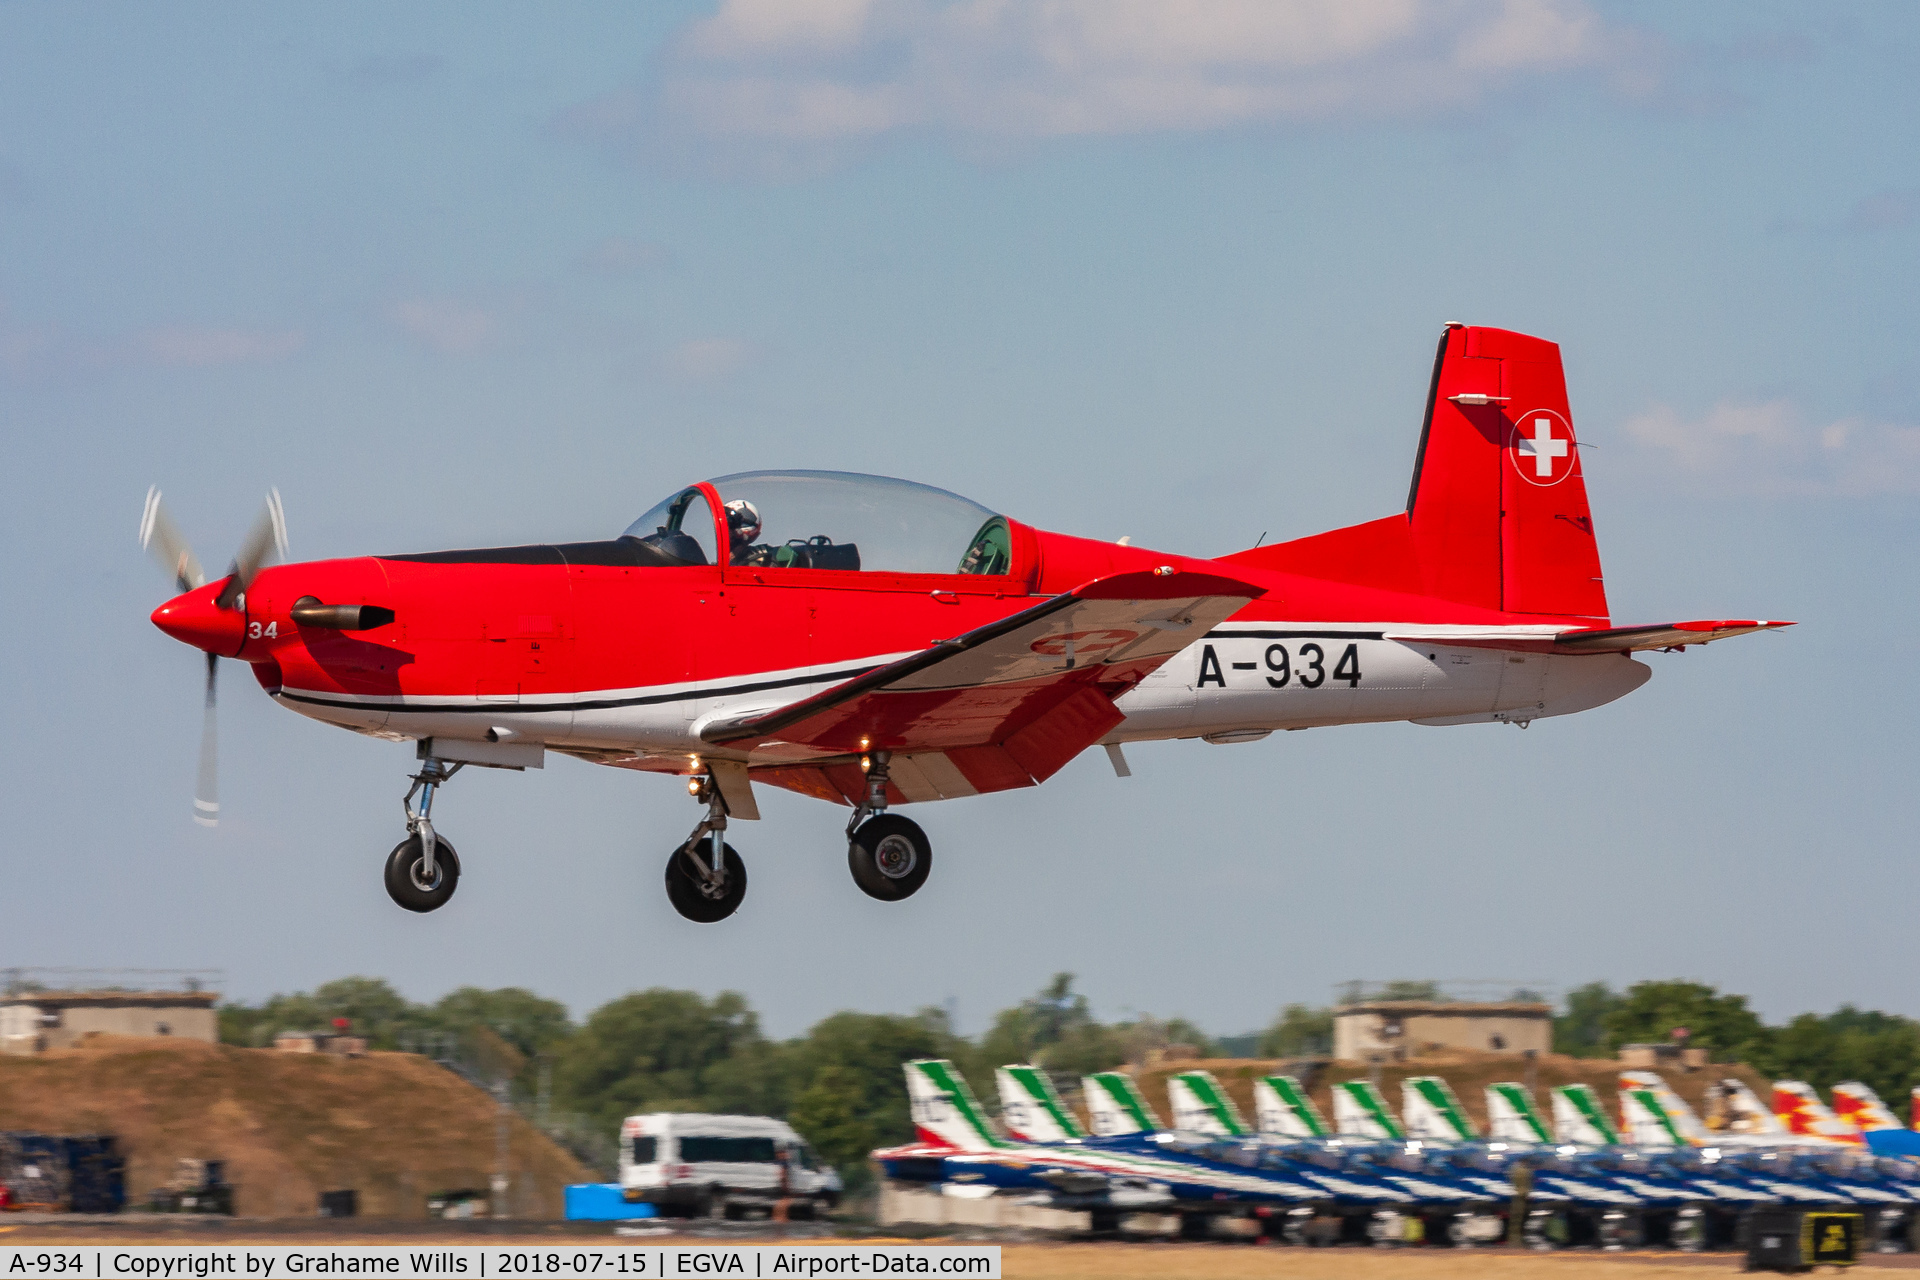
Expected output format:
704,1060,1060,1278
848,815,932,901
385,833,461,912
665,841,747,922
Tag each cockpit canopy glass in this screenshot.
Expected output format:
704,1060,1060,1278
623,487,718,566
623,470,1007,576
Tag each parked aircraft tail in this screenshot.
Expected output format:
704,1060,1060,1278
1253,1075,1330,1139
995,1065,1086,1143
1224,324,1608,621
1082,1071,1163,1137
1332,1079,1406,1141
1402,1076,1478,1142
1618,1071,1707,1148
904,1059,1005,1152
1710,1078,1785,1137
1830,1082,1903,1133
1551,1083,1621,1145
1167,1070,1248,1137
1772,1081,1864,1145
1486,1082,1552,1144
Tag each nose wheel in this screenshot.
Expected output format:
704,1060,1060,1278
388,756,463,913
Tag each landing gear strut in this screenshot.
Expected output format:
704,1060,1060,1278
665,771,748,922
386,756,463,913
846,750,932,901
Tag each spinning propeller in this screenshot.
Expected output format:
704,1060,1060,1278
140,486,288,827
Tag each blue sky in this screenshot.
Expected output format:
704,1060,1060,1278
2,1,1915,1038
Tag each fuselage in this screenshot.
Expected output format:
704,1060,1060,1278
155,490,1648,807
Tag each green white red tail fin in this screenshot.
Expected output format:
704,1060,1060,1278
904,1059,1006,1152
995,1065,1086,1143
1331,1079,1406,1141
1718,1079,1786,1137
1551,1083,1621,1145
1253,1075,1329,1139
1167,1070,1248,1137
1082,1071,1162,1136
1618,1071,1706,1148
1485,1082,1552,1144
1831,1081,1904,1133
1402,1076,1477,1142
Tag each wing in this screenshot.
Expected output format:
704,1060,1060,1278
703,568,1263,801
1387,618,1794,655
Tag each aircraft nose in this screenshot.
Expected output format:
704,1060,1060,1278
151,584,245,656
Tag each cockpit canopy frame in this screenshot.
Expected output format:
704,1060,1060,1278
621,470,1034,591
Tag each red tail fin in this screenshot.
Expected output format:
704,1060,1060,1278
1227,324,1608,621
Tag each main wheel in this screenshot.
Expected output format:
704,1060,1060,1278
665,841,747,922
385,833,461,912
848,814,932,901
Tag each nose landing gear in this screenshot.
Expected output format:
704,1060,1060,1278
846,751,932,901
665,771,748,922
387,757,463,912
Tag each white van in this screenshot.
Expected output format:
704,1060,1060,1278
618,1113,842,1219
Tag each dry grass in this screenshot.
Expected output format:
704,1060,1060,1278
0,1036,586,1217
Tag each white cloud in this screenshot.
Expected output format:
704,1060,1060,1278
138,327,304,367
575,0,1650,161
388,298,496,354
1622,398,1920,496
665,337,751,380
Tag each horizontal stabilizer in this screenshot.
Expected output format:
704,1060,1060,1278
1387,619,1793,656
1553,619,1794,654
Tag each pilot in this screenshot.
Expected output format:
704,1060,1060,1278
724,499,770,565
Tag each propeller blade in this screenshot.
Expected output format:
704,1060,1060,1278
215,488,288,610
194,652,219,827
140,487,206,594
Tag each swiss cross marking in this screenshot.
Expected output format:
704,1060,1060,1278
1520,417,1568,477
1510,409,1575,486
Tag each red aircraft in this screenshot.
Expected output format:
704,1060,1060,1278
143,325,1788,921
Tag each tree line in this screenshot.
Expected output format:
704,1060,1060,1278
219,974,1920,1182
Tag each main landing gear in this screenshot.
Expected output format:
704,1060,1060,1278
386,756,463,912
659,752,935,924
665,772,748,923
845,750,932,902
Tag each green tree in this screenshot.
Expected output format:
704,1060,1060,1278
1554,982,1625,1057
1259,1004,1333,1057
1751,1007,1920,1105
1601,980,1768,1060
979,974,1097,1067
788,1065,877,1178
220,976,432,1049
782,1010,957,1185
555,989,769,1131
432,986,574,1057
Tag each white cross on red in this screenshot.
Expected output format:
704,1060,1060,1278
1517,416,1569,478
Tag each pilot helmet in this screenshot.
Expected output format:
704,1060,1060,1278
723,499,762,545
